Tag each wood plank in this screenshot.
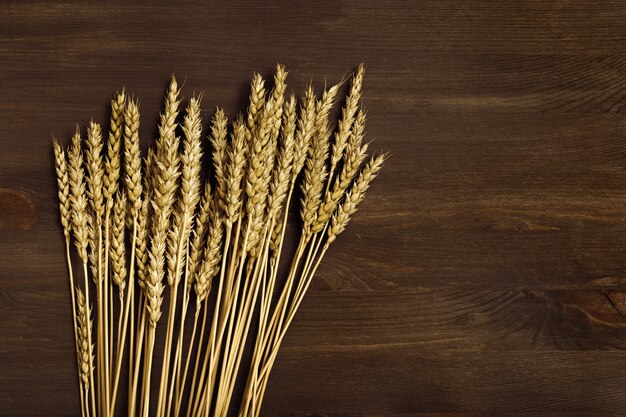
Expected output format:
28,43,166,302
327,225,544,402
3,287,626,357
5,343,626,415
264,348,626,415
2,1,626,59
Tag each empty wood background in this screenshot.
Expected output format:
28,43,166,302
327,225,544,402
3,1,626,416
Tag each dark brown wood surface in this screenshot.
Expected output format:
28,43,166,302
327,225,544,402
3,1,626,416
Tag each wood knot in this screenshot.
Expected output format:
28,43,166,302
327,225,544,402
0,188,35,230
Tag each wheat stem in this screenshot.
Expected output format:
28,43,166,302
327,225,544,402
212,221,251,415
218,220,272,417
128,296,147,417
169,243,192,417
142,325,156,417
174,299,203,417
186,298,210,417
109,217,137,415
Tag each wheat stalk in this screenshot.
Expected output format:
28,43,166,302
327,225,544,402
150,75,183,417
125,109,146,415
147,75,181,327
67,129,97,416
54,137,85,412
164,96,204,417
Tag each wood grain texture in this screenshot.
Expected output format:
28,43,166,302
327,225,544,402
2,0,626,416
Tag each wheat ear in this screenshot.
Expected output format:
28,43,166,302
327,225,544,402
268,95,297,254
86,121,105,220
247,73,266,133
300,84,340,238
245,98,277,255
104,90,126,202
329,64,364,174
313,109,368,232
195,214,224,305
54,139,73,242
188,181,213,285
326,153,386,246
68,129,89,262
292,85,317,179
210,108,229,212
110,192,127,294
124,99,143,219
76,287,94,417
267,64,288,142
224,115,247,226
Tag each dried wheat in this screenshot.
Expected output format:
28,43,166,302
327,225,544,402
247,73,266,134
300,84,339,237
330,64,364,172
135,197,149,291
210,109,228,213
110,193,127,293
68,129,90,263
292,85,317,179
124,99,142,220
224,116,247,226
86,121,105,220
188,181,213,287
268,96,297,253
76,287,93,389
104,90,126,202
313,110,368,232
326,153,386,246
194,214,223,305
54,139,72,242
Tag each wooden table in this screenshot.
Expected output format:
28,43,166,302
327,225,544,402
2,1,626,416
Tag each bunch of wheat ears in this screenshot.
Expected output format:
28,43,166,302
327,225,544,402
53,64,385,417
